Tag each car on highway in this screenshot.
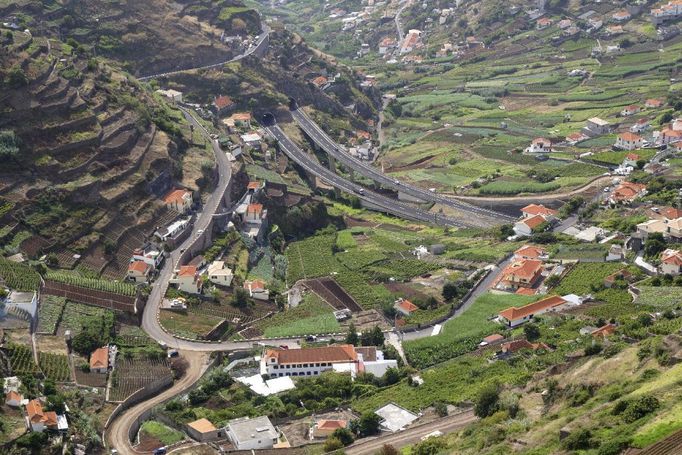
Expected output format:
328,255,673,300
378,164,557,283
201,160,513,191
357,188,365,195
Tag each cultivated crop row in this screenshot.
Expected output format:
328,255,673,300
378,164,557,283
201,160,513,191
108,358,173,402
46,271,136,296
39,352,71,382
0,257,41,291
37,296,66,334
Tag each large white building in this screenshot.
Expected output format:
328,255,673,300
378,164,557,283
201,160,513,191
261,345,397,379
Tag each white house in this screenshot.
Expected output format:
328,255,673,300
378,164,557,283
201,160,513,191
163,189,193,214
5,390,22,407
186,418,223,442
132,245,163,269
169,265,202,294
661,249,682,275
155,89,183,104
615,132,643,151
584,117,611,135
90,346,109,374
514,215,548,237
226,416,279,450
127,260,151,283
630,119,650,133
26,399,59,432
244,279,269,301
498,296,569,327
393,298,418,316
207,261,233,287
621,105,641,116
525,137,552,153
622,153,641,168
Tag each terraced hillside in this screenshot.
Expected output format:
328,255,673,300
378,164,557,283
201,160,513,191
0,0,262,76
0,31,204,278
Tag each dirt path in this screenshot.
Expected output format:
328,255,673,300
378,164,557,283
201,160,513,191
105,351,209,455
450,175,612,204
345,410,476,455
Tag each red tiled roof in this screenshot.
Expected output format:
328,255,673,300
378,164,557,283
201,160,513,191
27,399,44,422
214,95,234,109
245,279,266,291
265,345,358,364
662,207,682,220
163,189,190,204
502,339,534,353
514,245,547,259
247,203,263,215
178,265,197,277
625,153,640,160
483,334,504,343
521,204,558,217
317,420,347,430
397,299,418,313
516,287,537,296
312,76,328,87
5,391,21,402
499,295,567,322
523,214,548,230
90,346,109,369
611,182,646,201
661,249,682,266
502,259,544,282
591,324,616,338
247,181,261,190
619,132,642,142
128,260,150,274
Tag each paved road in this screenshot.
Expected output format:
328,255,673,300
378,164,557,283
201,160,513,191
264,122,466,227
138,26,270,81
402,255,514,341
394,0,411,43
290,107,513,227
105,351,209,455
345,410,476,455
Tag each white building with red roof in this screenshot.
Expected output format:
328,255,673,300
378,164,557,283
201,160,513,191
244,279,269,301
162,188,193,214
514,245,548,261
498,295,569,327
262,345,397,378
393,298,419,316
497,259,544,291
661,249,682,275
621,105,641,116
127,260,151,283
170,265,202,294
608,181,647,205
90,346,109,374
521,204,558,220
615,132,643,151
525,138,552,154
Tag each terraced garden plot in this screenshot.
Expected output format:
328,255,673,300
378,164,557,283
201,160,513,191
0,257,41,291
115,324,154,347
553,263,633,296
109,357,173,402
159,310,225,340
403,292,539,369
255,292,341,338
39,352,71,382
188,301,270,325
6,343,39,376
285,234,339,283
57,301,114,336
635,287,682,308
37,296,66,334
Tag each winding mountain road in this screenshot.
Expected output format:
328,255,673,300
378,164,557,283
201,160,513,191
138,25,270,81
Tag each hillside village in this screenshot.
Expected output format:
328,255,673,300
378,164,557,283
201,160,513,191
0,0,682,454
